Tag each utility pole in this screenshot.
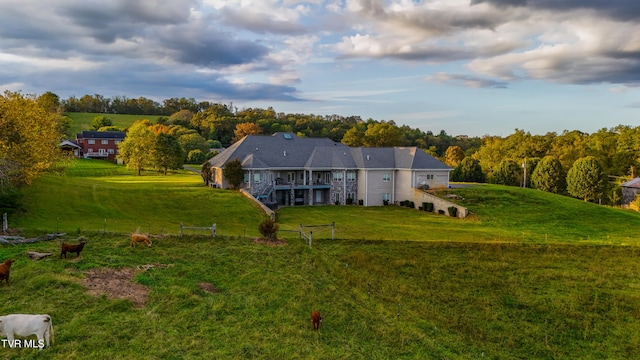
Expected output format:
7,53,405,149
522,158,527,188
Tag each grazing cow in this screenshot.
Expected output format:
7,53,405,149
311,310,322,331
0,260,15,287
60,241,87,259
130,233,152,248
0,314,54,350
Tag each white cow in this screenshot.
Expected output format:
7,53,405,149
0,314,54,350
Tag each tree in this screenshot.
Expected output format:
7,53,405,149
186,149,206,164
178,133,209,161
259,217,279,240
491,159,521,186
201,162,212,186
363,121,403,147
92,116,113,130
118,120,155,175
566,156,606,201
152,133,183,175
531,156,566,193
444,146,465,167
0,91,63,189
37,91,61,114
233,122,263,142
450,157,485,182
341,125,365,147
222,158,244,189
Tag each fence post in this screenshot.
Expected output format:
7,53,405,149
180,223,184,237
212,223,216,238
2,213,7,233
299,224,302,239
309,231,313,248
332,221,335,240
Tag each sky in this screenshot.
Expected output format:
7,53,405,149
1,0,640,137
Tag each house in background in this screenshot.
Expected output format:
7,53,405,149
621,178,640,207
58,140,82,158
75,131,125,162
206,132,452,208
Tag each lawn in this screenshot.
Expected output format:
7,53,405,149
64,112,159,137
2,160,640,358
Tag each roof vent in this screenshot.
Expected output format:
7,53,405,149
283,151,286,156
366,155,370,160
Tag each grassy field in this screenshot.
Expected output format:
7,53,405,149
11,159,265,238
64,112,159,137
2,159,640,358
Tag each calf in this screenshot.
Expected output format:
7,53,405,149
0,314,54,350
0,260,15,287
130,233,152,248
60,241,87,259
311,310,322,331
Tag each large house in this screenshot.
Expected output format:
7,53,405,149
75,131,125,162
206,133,451,207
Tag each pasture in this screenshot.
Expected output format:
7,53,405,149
1,159,639,358
64,112,159,137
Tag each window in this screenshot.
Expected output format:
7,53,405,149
101,140,108,144
382,193,390,202
99,149,106,154
334,193,340,203
108,149,114,154
383,173,391,182
244,172,250,183
253,173,261,183
115,140,121,145
88,148,93,153
347,172,356,181
347,192,355,200
333,172,343,181
88,140,95,144
427,174,434,180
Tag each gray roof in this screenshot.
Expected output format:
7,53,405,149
208,132,450,171
76,131,125,139
622,178,640,189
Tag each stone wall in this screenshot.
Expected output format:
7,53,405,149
412,189,469,218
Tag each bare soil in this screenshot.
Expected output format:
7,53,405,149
83,267,149,307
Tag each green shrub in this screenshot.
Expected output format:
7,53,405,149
423,202,434,212
258,217,279,240
346,197,353,205
358,199,364,206
409,201,415,208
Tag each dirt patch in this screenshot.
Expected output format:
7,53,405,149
253,238,288,246
198,282,220,294
83,267,149,307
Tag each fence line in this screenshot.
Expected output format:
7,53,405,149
180,223,216,238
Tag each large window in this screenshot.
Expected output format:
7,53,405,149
383,173,391,182
347,172,356,181
244,172,250,183
382,193,390,202
253,173,261,183
333,172,344,181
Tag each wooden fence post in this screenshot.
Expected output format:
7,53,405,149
332,221,335,240
212,223,216,238
2,213,7,233
180,223,184,237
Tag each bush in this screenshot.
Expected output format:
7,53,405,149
346,197,353,205
409,201,415,208
448,206,458,217
383,200,389,206
423,202,434,212
358,199,364,206
438,209,445,215
258,217,279,240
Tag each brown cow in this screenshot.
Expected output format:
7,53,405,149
60,241,87,259
0,259,15,286
310,310,322,331
130,233,152,248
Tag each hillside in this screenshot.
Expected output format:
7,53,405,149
64,112,157,138
1,159,639,358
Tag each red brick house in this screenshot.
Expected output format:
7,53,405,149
75,131,125,162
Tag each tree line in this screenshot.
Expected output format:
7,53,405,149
3,90,640,213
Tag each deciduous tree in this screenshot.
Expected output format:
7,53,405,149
152,133,183,175
491,159,521,186
451,157,485,183
444,146,465,167
233,122,263,142
118,120,154,175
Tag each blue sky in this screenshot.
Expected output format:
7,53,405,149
1,0,639,137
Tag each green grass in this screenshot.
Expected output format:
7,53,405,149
64,113,160,137
12,159,264,238
4,161,640,358
0,235,638,359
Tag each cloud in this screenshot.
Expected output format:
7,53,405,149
426,72,508,88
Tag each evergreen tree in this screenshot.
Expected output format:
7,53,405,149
531,156,566,193
566,156,606,202
223,158,244,189
491,159,521,186
451,157,485,182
